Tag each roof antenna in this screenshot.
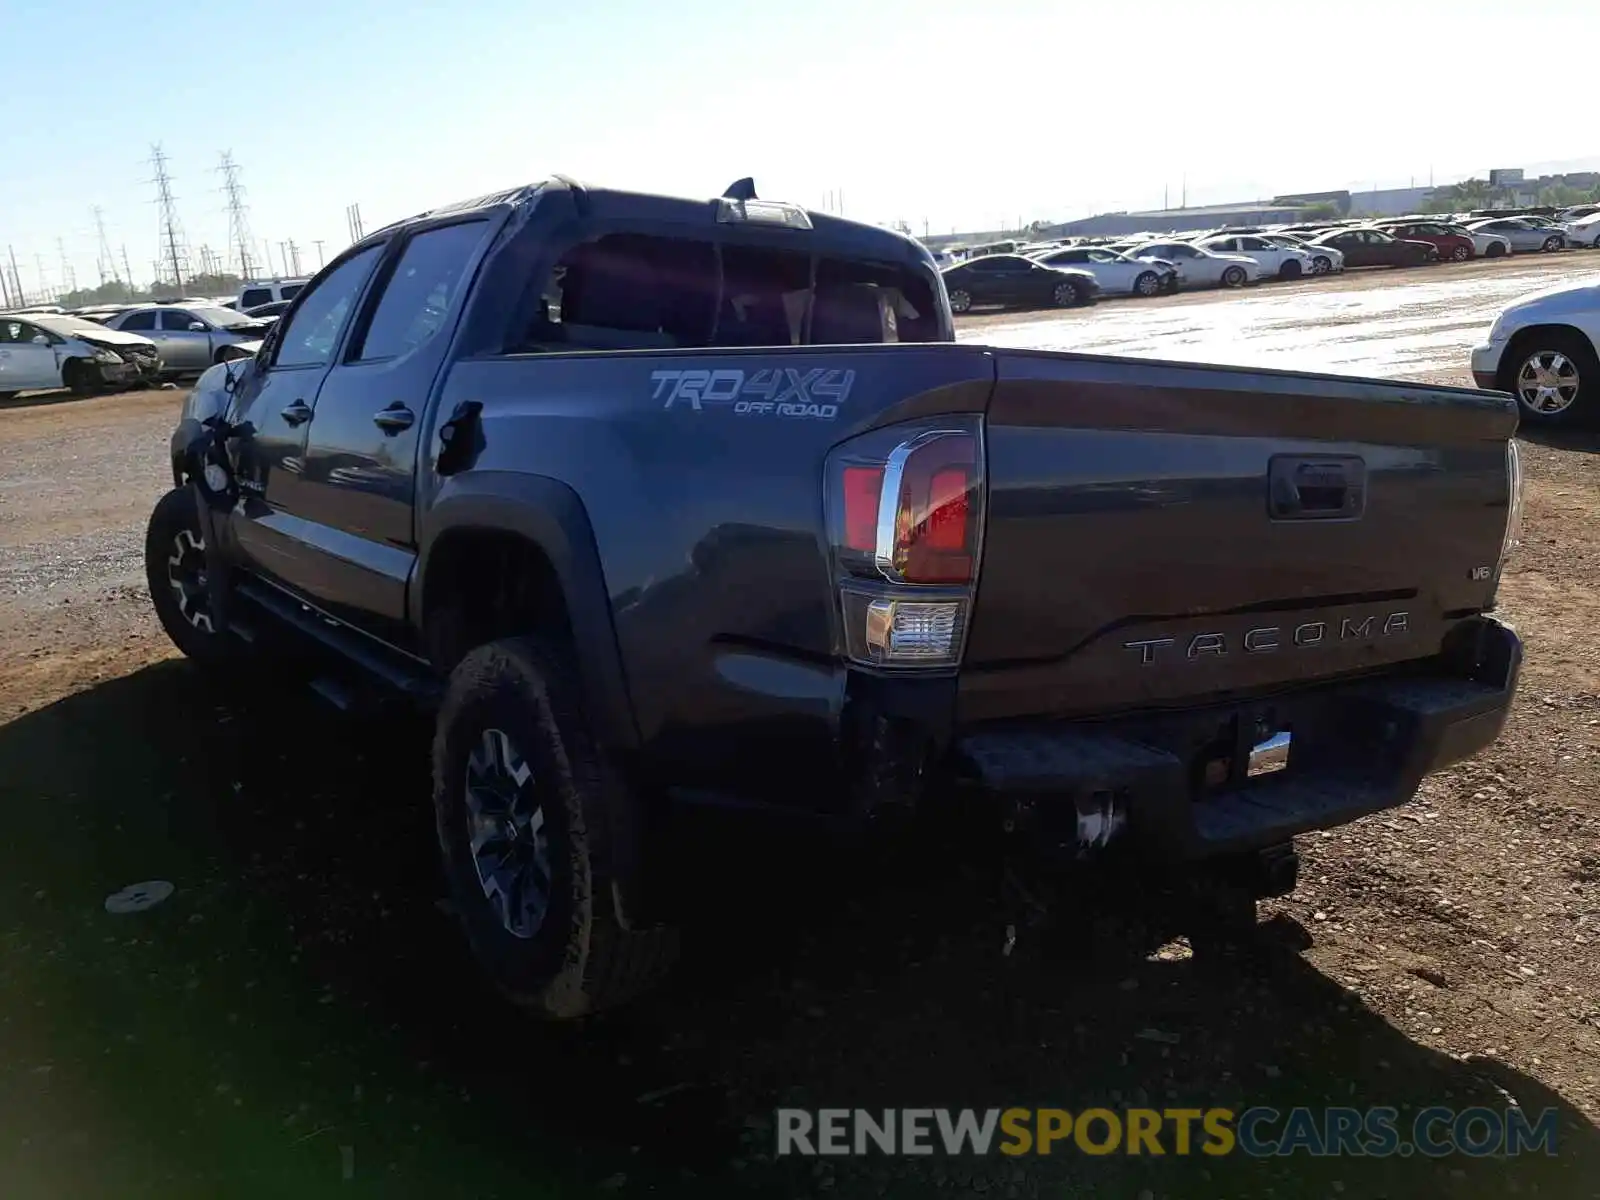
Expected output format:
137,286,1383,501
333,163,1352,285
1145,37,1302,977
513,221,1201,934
723,177,758,201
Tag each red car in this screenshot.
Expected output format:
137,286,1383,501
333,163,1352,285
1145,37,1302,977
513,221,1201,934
1376,220,1476,262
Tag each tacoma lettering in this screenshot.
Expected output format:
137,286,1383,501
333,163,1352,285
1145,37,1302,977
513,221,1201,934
1124,612,1411,665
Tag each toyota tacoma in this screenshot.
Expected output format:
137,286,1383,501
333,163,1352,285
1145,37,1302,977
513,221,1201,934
145,176,1525,1018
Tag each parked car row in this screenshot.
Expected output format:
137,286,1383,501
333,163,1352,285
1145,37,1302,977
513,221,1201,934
940,205,1598,316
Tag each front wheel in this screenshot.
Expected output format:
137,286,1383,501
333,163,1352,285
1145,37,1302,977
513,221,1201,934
62,360,98,396
1310,256,1332,275
1543,236,1563,253
948,288,972,314
432,636,679,1019
1500,331,1598,427
1277,259,1302,280
1451,244,1472,262
1052,280,1086,308
1221,265,1247,288
144,488,243,669
1134,270,1161,297
1485,242,1506,259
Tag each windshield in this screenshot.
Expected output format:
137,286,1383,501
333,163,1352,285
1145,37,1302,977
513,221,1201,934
30,314,112,336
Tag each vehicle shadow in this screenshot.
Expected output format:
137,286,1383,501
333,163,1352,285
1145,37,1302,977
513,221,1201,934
1517,425,1600,455
0,385,176,413
0,663,1595,1198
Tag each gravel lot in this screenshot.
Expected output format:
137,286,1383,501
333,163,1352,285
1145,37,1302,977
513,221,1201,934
2,256,1599,1197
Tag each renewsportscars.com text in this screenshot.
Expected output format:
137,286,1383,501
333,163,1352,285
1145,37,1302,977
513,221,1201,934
775,1106,1558,1159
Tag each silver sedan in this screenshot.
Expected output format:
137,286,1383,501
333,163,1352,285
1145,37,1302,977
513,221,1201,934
1464,218,1568,254
102,304,273,375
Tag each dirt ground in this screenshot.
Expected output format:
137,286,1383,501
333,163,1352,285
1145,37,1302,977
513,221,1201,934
2,257,1600,1197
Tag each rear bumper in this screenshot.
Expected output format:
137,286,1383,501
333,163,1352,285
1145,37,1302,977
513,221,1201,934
954,616,1521,862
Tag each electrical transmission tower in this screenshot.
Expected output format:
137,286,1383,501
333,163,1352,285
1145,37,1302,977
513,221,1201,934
56,238,77,294
149,143,190,290
92,207,118,284
345,203,364,243
218,150,256,281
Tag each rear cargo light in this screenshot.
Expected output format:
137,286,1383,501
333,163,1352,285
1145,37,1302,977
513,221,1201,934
1495,439,1524,590
824,417,986,670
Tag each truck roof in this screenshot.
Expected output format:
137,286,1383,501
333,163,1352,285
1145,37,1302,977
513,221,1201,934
361,176,926,264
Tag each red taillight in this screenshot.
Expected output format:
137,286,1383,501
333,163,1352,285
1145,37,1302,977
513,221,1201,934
892,438,978,584
842,466,884,552
824,418,985,670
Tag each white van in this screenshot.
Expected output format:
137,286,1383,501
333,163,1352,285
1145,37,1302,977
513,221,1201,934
233,278,310,312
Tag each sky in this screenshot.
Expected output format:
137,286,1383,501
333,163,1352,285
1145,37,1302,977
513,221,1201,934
3,0,1595,296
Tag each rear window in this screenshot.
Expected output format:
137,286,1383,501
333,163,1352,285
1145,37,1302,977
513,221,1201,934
512,232,939,353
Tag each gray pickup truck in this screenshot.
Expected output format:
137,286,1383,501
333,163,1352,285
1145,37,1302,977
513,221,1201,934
146,176,1525,1018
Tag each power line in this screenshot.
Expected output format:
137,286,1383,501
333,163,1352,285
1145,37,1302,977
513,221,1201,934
149,143,190,290
218,150,256,280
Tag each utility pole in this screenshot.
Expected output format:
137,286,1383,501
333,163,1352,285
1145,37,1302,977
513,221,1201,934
287,238,302,276
149,143,189,290
93,206,118,284
0,259,11,309
120,244,135,292
218,150,256,281
34,254,49,301
278,240,289,277
345,203,364,242
56,238,76,295
313,239,326,268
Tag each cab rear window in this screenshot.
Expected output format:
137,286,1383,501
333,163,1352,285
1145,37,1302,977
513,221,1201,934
512,232,939,352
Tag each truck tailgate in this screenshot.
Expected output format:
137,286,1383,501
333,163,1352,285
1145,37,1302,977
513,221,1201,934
963,351,1519,722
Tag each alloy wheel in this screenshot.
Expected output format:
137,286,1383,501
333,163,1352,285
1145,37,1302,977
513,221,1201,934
166,529,213,633
1516,350,1581,415
464,727,553,940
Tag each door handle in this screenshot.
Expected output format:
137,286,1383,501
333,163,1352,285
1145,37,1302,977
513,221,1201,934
373,404,415,434
280,399,312,426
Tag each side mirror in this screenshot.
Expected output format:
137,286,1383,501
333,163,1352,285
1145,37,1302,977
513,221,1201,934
30,334,49,346
188,321,207,332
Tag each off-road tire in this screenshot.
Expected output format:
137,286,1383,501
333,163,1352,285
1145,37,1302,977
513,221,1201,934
144,487,245,669
432,635,678,1019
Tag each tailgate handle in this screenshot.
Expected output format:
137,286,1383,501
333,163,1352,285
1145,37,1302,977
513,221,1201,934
1268,455,1366,520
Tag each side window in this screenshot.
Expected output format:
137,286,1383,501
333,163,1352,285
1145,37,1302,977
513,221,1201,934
280,283,305,300
161,310,200,331
0,321,20,343
351,222,486,362
271,246,383,369
121,310,157,331
240,288,272,308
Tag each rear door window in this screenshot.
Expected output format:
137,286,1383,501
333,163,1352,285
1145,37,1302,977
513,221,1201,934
240,288,272,308
351,221,487,361
120,310,157,331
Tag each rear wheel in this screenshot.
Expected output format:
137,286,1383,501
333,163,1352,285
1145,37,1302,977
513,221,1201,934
1221,265,1247,288
432,635,678,1018
948,288,972,314
1450,243,1472,262
1134,270,1161,297
1499,330,1598,427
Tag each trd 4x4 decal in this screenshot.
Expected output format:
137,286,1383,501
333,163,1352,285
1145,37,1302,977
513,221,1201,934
651,367,855,420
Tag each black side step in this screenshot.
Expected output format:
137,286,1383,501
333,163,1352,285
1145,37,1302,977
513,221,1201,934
233,579,442,710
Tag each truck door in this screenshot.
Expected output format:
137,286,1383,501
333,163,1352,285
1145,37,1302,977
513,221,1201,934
222,244,386,598
289,218,491,648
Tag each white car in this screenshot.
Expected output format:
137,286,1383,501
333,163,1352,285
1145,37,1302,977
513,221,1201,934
1471,278,1600,426
1197,234,1315,280
1030,245,1179,296
1125,241,1261,288
1563,212,1600,249
0,312,162,397
1465,218,1567,254
1268,233,1345,274
1443,224,1512,259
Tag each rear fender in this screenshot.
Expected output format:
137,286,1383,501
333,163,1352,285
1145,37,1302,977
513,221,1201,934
415,471,640,751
